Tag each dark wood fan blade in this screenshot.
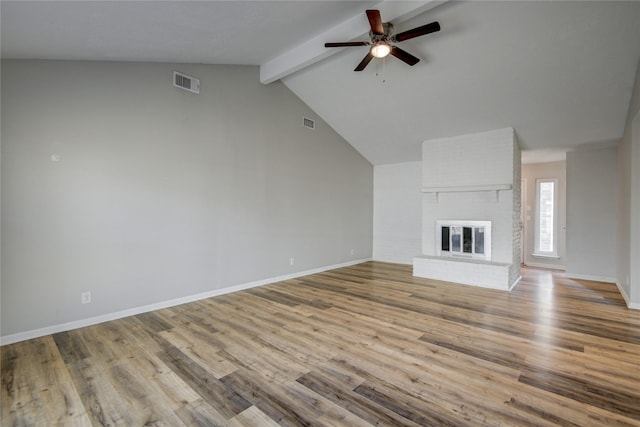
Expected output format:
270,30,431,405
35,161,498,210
390,46,420,66
325,42,369,47
354,52,374,71
394,21,440,42
366,10,384,35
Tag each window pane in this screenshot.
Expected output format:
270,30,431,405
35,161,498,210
441,227,450,251
475,228,485,254
538,181,554,253
463,227,472,253
451,226,461,252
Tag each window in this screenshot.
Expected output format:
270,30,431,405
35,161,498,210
534,178,558,257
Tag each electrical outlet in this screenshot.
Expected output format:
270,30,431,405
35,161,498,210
81,291,92,304
350,249,355,255
290,257,295,266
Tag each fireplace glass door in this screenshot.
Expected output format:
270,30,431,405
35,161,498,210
439,223,487,260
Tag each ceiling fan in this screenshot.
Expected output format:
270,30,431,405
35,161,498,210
324,9,440,71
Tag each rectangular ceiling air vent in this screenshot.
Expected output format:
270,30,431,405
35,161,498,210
173,71,200,94
303,117,315,130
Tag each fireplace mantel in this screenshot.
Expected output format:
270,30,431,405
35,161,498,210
421,184,512,203
421,184,512,193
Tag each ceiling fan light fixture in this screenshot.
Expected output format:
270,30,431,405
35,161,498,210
371,42,391,58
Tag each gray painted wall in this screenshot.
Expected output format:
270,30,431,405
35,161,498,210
618,58,640,306
566,148,617,281
1,60,373,338
632,114,640,305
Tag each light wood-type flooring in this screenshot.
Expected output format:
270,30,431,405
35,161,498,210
2,262,640,426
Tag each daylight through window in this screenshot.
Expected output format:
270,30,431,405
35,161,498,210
535,179,558,256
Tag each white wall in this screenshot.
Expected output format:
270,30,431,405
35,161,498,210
1,60,373,340
373,162,422,264
566,149,617,282
521,161,567,269
617,58,640,308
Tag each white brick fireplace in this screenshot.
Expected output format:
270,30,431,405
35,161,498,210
413,128,521,291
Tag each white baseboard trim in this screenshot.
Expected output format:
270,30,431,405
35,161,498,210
509,275,522,291
616,281,631,305
524,261,566,270
614,281,640,310
371,257,413,266
564,273,616,284
1,258,372,346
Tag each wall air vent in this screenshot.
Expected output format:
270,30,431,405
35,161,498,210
173,71,200,94
303,117,315,130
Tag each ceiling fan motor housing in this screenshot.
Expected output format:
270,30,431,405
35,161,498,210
370,22,394,42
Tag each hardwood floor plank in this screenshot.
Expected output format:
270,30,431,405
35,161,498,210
204,317,313,383
158,345,252,418
327,350,524,426
503,396,584,427
518,367,640,420
174,399,229,427
585,341,640,365
174,309,221,334
353,382,467,427
159,327,237,379
52,331,91,364
1,336,90,426
67,322,148,371
507,380,640,427
66,358,137,426
220,370,316,427
282,379,375,427
524,344,640,388
136,311,174,332
106,361,188,426
248,287,319,308
3,262,640,426
227,405,281,427
418,333,526,370
295,370,423,427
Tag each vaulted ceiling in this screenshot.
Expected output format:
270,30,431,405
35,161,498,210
3,1,640,165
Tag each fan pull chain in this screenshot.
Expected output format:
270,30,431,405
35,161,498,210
376,57,387,83
382,56,386,83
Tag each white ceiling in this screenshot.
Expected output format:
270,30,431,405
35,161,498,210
3,1,640,165
0,1,377,64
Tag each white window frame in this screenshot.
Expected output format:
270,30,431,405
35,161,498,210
534,178,559,258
